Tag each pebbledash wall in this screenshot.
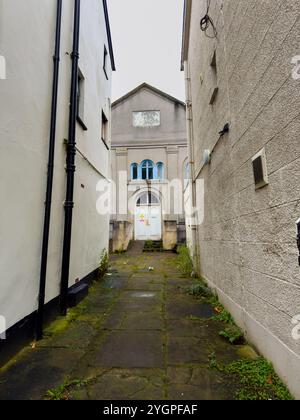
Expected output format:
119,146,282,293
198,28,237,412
0,0,114,354
182,0,300,398
110,84,188,252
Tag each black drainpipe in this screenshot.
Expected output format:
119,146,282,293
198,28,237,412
60,0,81,316
36,0,63,340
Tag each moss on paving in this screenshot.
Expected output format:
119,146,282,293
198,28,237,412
0,248,294,400
178,246,292,400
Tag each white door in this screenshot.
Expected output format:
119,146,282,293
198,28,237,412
135,205,162,240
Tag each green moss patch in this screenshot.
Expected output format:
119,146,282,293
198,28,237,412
220,358,293,400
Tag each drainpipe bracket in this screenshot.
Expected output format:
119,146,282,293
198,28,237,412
71,51,80,59
63,200,75,209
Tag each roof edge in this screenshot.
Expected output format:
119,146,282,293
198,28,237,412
112,83,186,108
181,0,192,71
103,0,116,71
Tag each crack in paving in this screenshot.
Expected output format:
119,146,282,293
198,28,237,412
0,252,259,400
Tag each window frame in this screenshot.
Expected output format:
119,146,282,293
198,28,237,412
137,192,159,206
76,69,88,131
141,160,154,180
131,163,138,180
252,148,269,190
103,45,109,80
209,49,218,105
101,110,109,150
156,162,164,180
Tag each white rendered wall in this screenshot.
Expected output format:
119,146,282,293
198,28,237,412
0,0,112,330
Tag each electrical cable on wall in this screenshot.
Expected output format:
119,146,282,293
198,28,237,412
200,0,217,38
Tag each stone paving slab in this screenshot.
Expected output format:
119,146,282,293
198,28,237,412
126,278,163,291
0,252,261,400
167,336,210,366
84,368,165,401
0,347,84,400
166,300,214,320
120,312,164,331
87,331,165,368
117,297,163,313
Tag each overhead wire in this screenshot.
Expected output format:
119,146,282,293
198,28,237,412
200,0,217,39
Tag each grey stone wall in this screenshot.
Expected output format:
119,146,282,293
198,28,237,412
184,0,300,398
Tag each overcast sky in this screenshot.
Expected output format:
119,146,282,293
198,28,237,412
108,0,185,102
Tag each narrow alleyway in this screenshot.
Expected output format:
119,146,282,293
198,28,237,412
0,250,276,400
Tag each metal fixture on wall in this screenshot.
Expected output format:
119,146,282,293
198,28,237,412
219,122,230,137
252,148,269,190
36,0,63,340
60,0,81,316
203,149,212,165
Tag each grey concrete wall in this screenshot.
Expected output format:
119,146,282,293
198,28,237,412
184,0,300,398
112,86,187,147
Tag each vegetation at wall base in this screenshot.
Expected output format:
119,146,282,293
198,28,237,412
98,249,109,279
184,283,213,298
177,245,194,276
219,325,245,345
178,247,245,346
177,249,293,399
219,358,293,400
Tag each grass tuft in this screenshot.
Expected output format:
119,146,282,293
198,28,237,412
45,378,92,400
177,245,194,277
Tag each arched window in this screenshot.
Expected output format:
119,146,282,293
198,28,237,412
131,163,138,180
156,162,164,180
141,160,154,180
137,192,159,206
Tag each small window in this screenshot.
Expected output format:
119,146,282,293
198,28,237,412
252,149,269,190
156,162,164,180
211,50,217,71
149,193,159,205
141,160,154,180
209,50,218,105
131,163,138,180
103,45,109,80
77,70,87,129
137,193,159,206
133,111,160,128
101,111,108,143
137,194,148,206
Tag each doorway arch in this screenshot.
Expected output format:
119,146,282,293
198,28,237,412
134,192,162,240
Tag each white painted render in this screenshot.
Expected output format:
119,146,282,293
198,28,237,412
0,0,112,331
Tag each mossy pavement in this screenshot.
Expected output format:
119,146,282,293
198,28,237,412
0,251,292,400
